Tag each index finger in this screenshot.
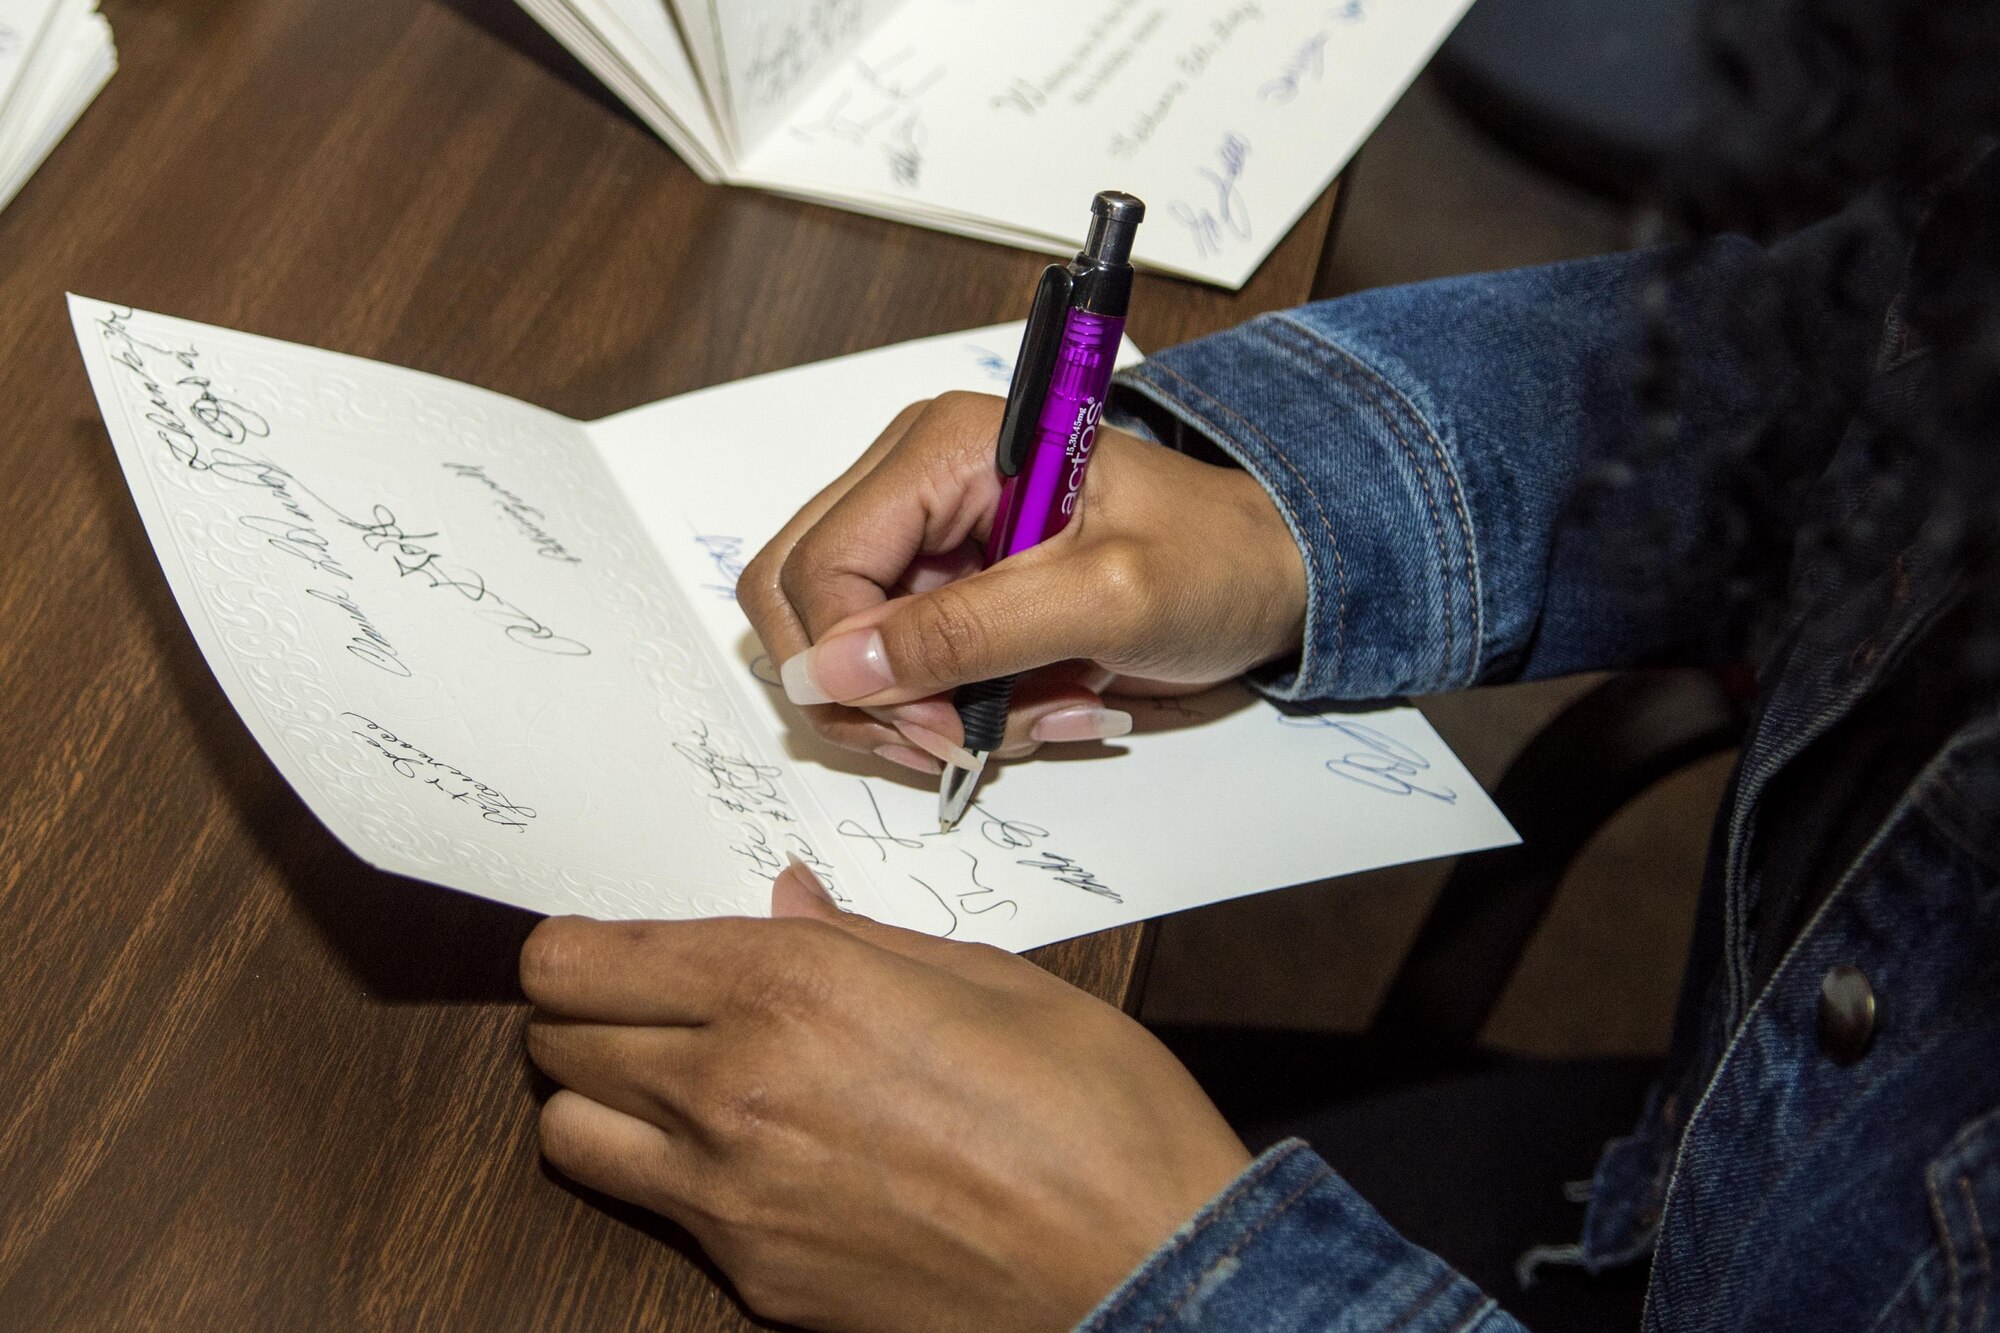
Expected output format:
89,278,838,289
737,399,930,669
520,915,776,1025
778,391,1006,640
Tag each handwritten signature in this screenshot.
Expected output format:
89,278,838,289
740,0,867,111
693,534,747,602
1013,851,1121,903
339,505,592,657
94,310,593,660
833,779,1120,909
912,849,1021,936
788,47,943,190
342,712,536,829
1259,3,1367,105
1169,133,1253,258
1260,32,1328,104
729,819,848,905
964,345,1014,384
673,721,845,895
1279,716,1458,803
674,720,796,824
444,462,583,566
836,781,928,861
307,586,411,677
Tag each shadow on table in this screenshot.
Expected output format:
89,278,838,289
83,417,539,1005
431,0,648,131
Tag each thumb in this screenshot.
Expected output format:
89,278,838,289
771,857,846,921
779,547,1132,707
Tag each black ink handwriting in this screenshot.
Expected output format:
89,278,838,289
307,586,412,677
342,712,536,829
444,462,583,565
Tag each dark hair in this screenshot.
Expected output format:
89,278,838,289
1613,0,2000,675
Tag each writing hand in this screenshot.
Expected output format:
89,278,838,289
522,863,1251,1332
738,392,1306,772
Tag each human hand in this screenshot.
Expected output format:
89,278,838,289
522,862,1252,1332
737,392,1306,774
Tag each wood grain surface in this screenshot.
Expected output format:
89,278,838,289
0,1,1339,1327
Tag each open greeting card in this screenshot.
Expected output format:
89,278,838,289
511,0,1474,287
70,297,1515,952
0,0,113,214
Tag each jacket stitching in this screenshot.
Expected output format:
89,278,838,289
1253,319,1461,682
1961,1174,1991,1331
1931,1164,1963,1333
1448,1297,1501,1333
1272,313,1484,685
1135,362,1351,678
1142,1160,1335,1333
1083,1144,1304,1331
1864,1249,1936,1333
1641,797,1933,1331
1379,1269,1457,1333
1916,765,2000,876
1267,314,1479,680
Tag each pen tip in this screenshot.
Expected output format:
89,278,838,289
936,753,988,833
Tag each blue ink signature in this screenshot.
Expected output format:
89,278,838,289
1279,716,1459,803
1169,133,1253,259
1260,5,1367,105
693,534,748,601
964,345,1013,383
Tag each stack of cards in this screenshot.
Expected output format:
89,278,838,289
0,0,113,214
512,0,1474,287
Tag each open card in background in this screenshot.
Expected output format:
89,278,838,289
514,0,1474,287
69,296,1515,952
0,0,113,213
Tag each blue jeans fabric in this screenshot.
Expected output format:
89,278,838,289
1085,192,2000,1331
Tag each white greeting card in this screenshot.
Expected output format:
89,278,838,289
514,0,1474,288
0,0,113,212
71,296,1515,951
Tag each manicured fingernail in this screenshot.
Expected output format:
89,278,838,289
902,563,958,593
863,699,961,735
780,853,836,905
1030,706,1134,743
894,721,979,769
1083,666,1118,694
780,630,892,705
874,743,945,776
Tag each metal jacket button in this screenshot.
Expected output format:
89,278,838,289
1817,965,1877,1064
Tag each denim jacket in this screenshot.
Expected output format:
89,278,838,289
1084,190,2000,1332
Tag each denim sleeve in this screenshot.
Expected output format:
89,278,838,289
1113,203,1903,700
1076,1140,1524,1333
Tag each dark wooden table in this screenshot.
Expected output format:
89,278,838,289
0,2,1340,1327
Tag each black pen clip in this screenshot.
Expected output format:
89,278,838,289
995,264,1073,477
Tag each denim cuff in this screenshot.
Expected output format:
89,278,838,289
1076,1140,1516,1333
1116,312,1484,702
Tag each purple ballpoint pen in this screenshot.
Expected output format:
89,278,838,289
938,190,1145,831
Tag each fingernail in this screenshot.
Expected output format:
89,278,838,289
902,563,958,593
781,853,837,905
863,699,960,735
1030,706,1134,743
780,630,892,705
874,743,945,776
893,721,979,769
